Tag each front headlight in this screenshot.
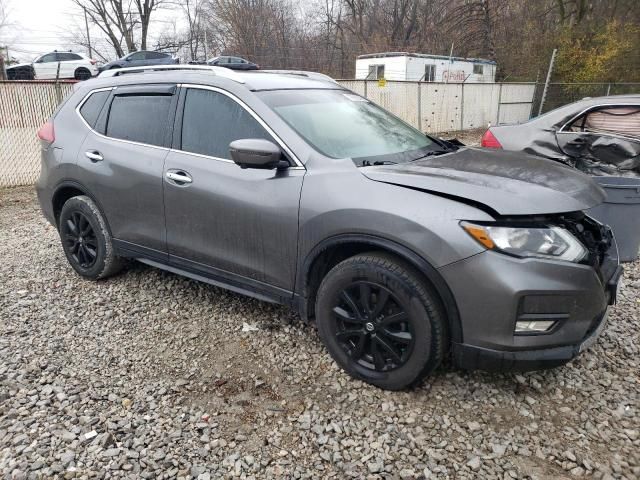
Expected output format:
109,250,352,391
461,222,587,263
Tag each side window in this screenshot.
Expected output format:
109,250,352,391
79,90,110,128
39,53,57,63
148,52,167,59
106,94,173,146
58,53,82,61
568,106,640,138
128,52,146,61
181,88,273,160
473,64,483,75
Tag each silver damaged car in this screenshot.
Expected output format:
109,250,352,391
36,66,622,390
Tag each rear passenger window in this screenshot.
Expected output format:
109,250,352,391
79,90,110,128
106,95,172,147
181,88,272,159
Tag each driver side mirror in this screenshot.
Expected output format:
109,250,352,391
229,139,287,169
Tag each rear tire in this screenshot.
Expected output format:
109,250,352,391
58,196,124,280
74,68,91,81
315,253,447,390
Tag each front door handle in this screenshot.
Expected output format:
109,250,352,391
166,171,193,184
85,150,103,162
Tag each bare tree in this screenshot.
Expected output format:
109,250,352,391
71,0,169,57
0,0,10,33
182,0,206,60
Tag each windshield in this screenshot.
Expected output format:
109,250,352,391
259,89,438,163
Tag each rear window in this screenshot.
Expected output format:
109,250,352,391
106,95,172,146
79,90,110,127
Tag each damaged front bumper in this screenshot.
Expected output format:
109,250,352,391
440,231,622,373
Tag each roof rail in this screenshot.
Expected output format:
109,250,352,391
97,64,245,84
260,69,338,84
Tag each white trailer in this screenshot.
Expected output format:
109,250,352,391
355,52,496,83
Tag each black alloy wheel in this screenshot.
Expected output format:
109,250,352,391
333,281,415,372
58,195,124,280
315,253,447,390
62,211,98,268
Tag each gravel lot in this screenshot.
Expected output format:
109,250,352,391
0,186,638,480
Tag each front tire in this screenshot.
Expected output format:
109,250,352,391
58,196,123,280
315,253,447,390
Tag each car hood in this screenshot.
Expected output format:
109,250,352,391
6,62,31,70
360,147,605,216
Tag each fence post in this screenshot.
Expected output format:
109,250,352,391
606,83,611,96
55,62,62,103
460,83,464,131
417,82,422,132
364,80,368,99
496,83,503,125
538,48,557,116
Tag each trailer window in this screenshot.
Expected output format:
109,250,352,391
424,65,435,82
367,65,385,80
473,64,484,75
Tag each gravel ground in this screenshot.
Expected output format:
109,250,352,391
0,186,638,480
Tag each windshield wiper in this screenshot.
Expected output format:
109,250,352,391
360,160,398,167
409,149,449,162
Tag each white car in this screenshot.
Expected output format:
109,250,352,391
32,51,98,80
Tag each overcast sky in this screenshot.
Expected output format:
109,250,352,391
1,0,181,62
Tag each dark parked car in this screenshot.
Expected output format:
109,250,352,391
99,50,178,72
482,95,640,177
207,56,259,70
5,64,35,80
36,65,621,390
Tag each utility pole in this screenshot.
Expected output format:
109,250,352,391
203,29,208,61
538,48,557,116
83,8,93,58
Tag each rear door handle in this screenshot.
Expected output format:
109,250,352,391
166,171,193,184
85,150,103,162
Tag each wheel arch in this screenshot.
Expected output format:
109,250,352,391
51,181,112,234
297,234,463,343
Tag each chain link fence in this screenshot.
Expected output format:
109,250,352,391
0,81,75,187
533,82,640,115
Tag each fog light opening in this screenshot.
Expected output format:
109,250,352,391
515,320,556,334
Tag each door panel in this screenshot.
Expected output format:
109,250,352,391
33,54,58,79
73,85,177,255
164,86,304,291
557,132,640,166
76,132,168,254
164,152,303,290
556,104,640,174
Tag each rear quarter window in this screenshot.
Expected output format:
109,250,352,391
79,90,110,128
106,94,173,147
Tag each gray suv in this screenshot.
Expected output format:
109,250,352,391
36,66,622,390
